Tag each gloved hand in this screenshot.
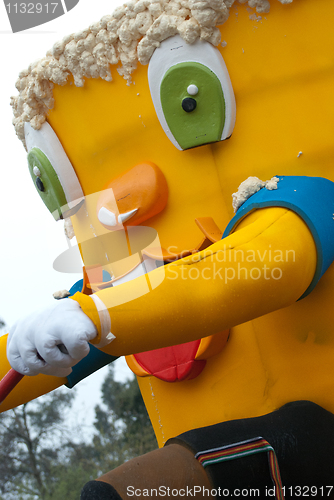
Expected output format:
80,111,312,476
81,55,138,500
7,299,97,377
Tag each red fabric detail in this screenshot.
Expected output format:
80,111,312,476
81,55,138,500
133,340,206,382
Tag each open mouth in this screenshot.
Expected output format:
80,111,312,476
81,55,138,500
81,216,225,294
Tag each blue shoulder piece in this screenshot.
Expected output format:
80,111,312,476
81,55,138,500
223,176,334,299
65,345,118,388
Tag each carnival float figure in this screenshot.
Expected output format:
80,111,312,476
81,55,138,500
1,0,334,498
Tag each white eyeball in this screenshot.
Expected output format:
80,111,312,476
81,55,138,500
148,35,236,151
25,122,84,219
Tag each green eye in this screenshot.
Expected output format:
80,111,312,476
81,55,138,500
160,62,226,150
149,35,236,151
28,147,69,220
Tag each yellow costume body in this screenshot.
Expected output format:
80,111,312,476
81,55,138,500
1,0,334,455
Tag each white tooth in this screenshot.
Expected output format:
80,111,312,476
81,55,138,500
118,208,138,224
98,207,117,226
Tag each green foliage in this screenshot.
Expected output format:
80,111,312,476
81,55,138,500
0,365,157,499
0,318,6,334
0,389,75,499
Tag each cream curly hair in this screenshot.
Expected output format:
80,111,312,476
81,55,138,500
11,0,292,148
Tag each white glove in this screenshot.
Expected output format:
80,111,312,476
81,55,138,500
7,299,98,377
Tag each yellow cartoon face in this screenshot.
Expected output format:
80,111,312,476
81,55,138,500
28,0,334,272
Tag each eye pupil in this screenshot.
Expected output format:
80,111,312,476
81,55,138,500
36,177,45,192
182,97,197,113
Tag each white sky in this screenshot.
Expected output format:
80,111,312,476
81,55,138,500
0,0,132,426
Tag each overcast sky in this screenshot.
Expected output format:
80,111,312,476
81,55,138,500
0,0,131,424
0,0,126,328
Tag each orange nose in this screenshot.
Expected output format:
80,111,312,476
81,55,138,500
96,162,168,230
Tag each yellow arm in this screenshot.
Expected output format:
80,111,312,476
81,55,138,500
0,206,317,412
73,207,317,356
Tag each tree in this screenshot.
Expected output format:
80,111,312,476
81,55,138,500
0,318,6,335
0,365,157,499
92,366,157,473
0,388,77,499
